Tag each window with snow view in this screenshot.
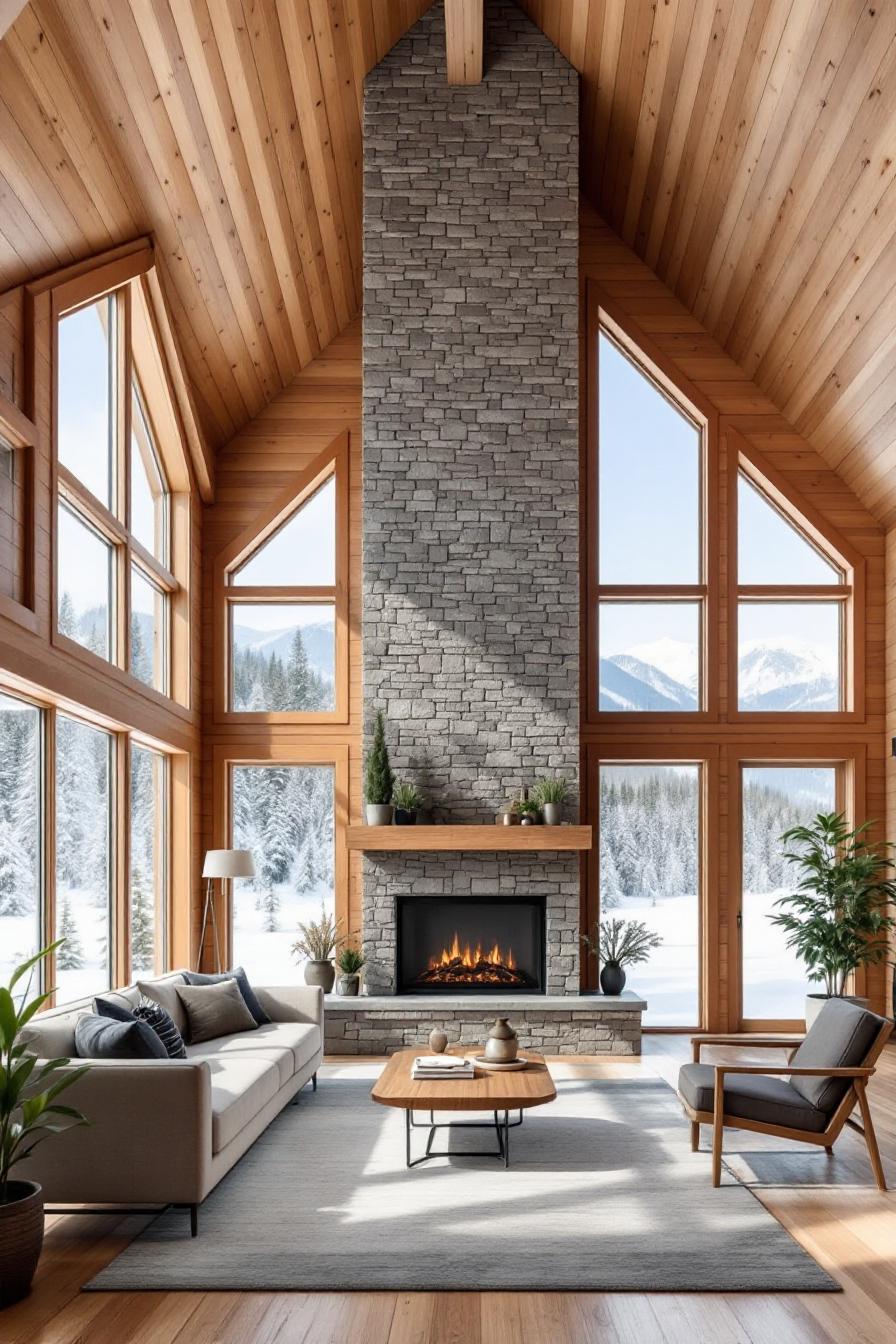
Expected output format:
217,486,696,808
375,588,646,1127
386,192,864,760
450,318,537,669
736,473,846,712
0,693,42,987
130,744,168,978
598,763,701,1026
231,764,335,982
225,453,344,718
55,715,112,1003
596,326,705,712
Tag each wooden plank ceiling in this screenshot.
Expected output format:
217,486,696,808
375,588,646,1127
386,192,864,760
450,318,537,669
4,1,896,525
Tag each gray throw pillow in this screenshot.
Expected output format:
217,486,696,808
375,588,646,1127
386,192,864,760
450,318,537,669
183,967,270,1025
75,1013,168,1060
176,978,258,1045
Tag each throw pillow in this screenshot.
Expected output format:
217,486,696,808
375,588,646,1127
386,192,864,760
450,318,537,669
75,1013,168,1060
133,997,187,1059
94,995,138,1023
136,975,188,1035
183,966,271,1025
176,978,258,1044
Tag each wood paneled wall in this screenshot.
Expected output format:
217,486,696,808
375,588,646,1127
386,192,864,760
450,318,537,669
581,201,889,1024
201,320,363,956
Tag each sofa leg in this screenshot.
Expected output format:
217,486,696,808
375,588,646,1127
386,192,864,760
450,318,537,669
312,1071,317,1092
190,1204,198,1238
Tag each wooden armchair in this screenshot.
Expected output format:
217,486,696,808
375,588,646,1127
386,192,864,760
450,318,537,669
677,998,892,1189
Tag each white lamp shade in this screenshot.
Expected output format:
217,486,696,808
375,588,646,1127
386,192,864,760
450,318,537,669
203,849,255,879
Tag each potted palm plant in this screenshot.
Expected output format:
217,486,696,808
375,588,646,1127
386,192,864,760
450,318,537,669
581,917,663,996
533,777,570,825
392,781,424,826
336,944,365,996
1,942,88,1307
292,907,343,993
773,812,896,1026
364,710,395,824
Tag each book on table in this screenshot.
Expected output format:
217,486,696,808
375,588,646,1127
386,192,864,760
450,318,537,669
411,1054,475,1080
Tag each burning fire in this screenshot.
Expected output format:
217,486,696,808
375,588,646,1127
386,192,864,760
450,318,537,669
429,932,516,974
412,930,533,987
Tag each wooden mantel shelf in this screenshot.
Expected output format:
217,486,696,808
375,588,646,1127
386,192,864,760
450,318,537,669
346,825,592,853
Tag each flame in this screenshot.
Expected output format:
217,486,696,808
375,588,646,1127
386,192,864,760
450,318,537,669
428,932,516,973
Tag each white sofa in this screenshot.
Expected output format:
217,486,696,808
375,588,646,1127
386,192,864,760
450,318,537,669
18,970,324,1235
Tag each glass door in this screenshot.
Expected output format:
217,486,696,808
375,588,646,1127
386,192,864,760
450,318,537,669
739,764,838,1028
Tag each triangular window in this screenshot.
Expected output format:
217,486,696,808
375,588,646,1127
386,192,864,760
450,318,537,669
233,476,335,587
738,475,841,584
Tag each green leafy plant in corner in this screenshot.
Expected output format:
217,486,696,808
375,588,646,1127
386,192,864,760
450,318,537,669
581,918,663,968
1,942,89,1205
392,781,424,812
364,710,394,805
533,777,570,806
772,812,896,997
292,906,343,963
336,944,366,976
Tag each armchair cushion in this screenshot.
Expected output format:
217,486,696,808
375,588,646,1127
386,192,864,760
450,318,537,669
789,998,886,1113
678,1062,828,1133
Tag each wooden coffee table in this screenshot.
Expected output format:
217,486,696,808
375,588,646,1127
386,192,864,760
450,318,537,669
371,1047,556,1167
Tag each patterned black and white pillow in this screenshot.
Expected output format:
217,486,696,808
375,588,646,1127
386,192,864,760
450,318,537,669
133,997,187,1059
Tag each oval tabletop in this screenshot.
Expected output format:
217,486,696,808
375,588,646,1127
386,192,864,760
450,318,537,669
370,1046,556,1112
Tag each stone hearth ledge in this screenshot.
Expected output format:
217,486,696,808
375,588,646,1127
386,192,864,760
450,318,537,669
323,990,647,1057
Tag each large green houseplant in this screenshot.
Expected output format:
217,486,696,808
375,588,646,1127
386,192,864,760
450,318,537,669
773,812,896,1026
1,942,88,1307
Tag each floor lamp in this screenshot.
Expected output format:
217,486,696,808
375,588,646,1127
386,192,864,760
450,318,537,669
199,849,255,973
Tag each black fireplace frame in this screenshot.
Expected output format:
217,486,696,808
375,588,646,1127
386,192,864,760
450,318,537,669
395,894,547,996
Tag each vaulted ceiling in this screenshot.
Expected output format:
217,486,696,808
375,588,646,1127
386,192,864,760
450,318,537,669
4,2,896,523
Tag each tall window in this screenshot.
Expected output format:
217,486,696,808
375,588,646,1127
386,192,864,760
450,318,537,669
598,763,701,1026
596,327,705,712
130,744,168,977
55,716,113,1002
231,764,335,980
0,693,42,985
737,470,848,711
222,445,347,719
55,289,176,696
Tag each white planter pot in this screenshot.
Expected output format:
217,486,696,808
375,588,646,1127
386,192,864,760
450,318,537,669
365,803,394,825
805,992,870,1029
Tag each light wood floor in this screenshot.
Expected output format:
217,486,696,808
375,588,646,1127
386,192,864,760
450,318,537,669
5,1037,896,1344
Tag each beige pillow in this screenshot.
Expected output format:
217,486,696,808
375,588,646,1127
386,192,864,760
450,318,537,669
137,975,188,1034
176,978,258,1044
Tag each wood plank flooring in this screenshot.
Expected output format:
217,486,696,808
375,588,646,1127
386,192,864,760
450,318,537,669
4,1037,895,1344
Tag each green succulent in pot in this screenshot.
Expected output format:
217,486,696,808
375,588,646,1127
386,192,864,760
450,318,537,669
392,780,424,826
336,943,366,996
1,942,89,1307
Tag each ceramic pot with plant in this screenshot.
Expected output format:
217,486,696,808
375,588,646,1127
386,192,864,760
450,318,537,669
392,781,424,826
1,942,89,1307
364,709,395,824
292,906,343,993
518,799,541,827
581,917,662,996
336,944,365,996
772,811,896,1027
534,777,570,826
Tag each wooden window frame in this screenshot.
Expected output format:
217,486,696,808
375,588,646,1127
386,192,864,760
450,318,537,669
587,742,718,1033
0,389,38,634
47,247,192,716
128,739,171,983
726,743,864,1033
213,742,349,968
213,434,350,725
586,286,720,724
728,428,865,723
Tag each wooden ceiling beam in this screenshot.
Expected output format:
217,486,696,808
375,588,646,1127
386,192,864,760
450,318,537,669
445,0,483,85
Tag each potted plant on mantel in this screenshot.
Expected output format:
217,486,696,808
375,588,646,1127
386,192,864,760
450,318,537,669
292,907,343,994
772,812,896,1027
392,781,424,826
581,917,663,996
336,944,366,996
533,777,570,826
1,943,89,1308
364,710,395,825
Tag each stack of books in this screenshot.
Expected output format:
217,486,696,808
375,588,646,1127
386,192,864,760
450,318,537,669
411,1054,475,1081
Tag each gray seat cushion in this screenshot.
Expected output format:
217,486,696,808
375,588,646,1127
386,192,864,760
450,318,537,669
678,1062,828,1133
789,997,886,1113
203,1055,281,1153
186,1022,319,1088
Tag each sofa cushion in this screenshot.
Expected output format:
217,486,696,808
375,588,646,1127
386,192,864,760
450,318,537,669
136,974,188,1035
177,978,258,1044
21,1005,86,1059
75,1013,168,1061
678,1062,828,1133
183,967,271,1026
204,1055,280,1153
789,998,886,1113
186,1021,320,1087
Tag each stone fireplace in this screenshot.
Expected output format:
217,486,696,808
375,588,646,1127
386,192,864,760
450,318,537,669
397,894,546,994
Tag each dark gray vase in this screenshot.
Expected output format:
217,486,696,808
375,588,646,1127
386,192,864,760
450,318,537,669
394,808,417,826
304,960,336,993
600,961,626,996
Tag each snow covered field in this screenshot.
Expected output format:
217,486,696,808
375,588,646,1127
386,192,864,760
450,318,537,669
232,880,335,984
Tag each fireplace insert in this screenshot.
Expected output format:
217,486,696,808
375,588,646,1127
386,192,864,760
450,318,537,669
397,895,546,995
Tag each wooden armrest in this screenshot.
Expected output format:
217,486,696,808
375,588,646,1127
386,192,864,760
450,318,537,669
714,1064,874,1078
691,1034,804,1062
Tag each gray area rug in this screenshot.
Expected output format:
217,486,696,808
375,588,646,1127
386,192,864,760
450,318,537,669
86,1067,838,1292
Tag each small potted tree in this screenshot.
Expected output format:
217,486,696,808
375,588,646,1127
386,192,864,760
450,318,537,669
292,906,343,993
773,811,896,1026
1,943,88,1307
533,777,570,825
336,944,366,996
581,917,663,996
364,710,395,824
